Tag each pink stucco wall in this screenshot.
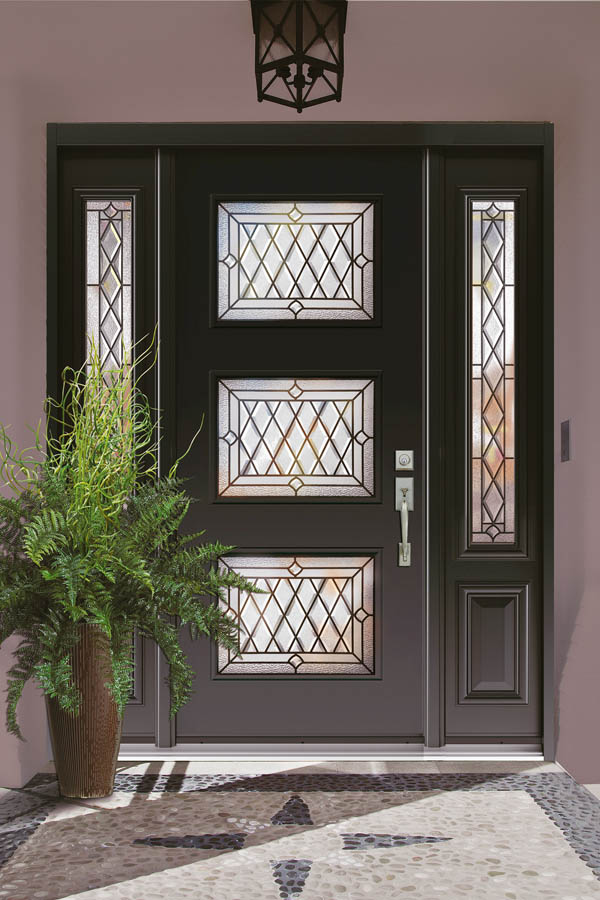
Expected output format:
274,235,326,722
0,0,598,786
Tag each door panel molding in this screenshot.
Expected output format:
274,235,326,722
212,549,382,681
458,583,529,704
209,369,382,504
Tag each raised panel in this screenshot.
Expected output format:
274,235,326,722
121,627,156,740
127,631,144,706
459,584,528,703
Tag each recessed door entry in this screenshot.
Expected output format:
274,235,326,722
53,126,548,750
175,148,423,740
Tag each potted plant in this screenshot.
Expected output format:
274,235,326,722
0,339,255,798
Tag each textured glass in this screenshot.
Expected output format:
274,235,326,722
218,377,375,498
471,200,515,544
217,201,374,321
86,200,133,368
218,555,375,675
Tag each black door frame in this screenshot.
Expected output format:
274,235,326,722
47,122,554,758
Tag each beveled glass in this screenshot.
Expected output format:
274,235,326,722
218,377,375,498
86,199,133,368
217,200,374,321
470,200,516,544
218,555,375,675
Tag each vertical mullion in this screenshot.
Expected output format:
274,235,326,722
155,148,177,748
424,149,445,748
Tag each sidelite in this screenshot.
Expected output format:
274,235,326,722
85,199,132,369
470,199,516,544
217,377,375,497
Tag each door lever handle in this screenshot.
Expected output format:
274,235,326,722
398,488,411,567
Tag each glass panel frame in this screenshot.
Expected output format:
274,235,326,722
215,374,378,500
85,198,133,368
216,554,377,677
215,198,376,323
469,198,516,546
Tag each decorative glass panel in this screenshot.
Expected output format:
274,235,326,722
217,200,374,321
86,199,133,367
470,200,515,544
218,555,375,675
218,377,375,498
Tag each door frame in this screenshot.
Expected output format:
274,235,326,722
47,122,554,758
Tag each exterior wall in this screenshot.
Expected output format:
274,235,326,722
0,0,597,785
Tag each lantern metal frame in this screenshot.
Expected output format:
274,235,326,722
251,0,348,113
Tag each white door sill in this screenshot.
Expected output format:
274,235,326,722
119,742,544,761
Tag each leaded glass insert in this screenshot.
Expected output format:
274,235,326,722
470,200,516,544
218,377,375,498
86,199,133,368
217,200,374,321
217,555,375,675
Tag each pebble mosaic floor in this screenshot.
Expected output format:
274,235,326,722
1,764,600,898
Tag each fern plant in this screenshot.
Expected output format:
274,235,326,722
0,338,256,738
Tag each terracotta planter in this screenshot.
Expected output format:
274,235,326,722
46,623,123,798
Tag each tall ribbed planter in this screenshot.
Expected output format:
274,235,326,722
46,624,123,798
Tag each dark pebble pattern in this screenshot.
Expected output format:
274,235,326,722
342,832,451,849
0,802,54,870
133,832,247,850
106,771,558,793
9,770,600,882
271,794,313,825
270,858,312,899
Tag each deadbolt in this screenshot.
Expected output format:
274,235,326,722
395,450,414,471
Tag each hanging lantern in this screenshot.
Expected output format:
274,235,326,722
251,0,348,113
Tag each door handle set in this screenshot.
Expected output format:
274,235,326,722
394,452,414,568
398,487,411,566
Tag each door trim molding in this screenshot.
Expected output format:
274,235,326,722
49,121,549,149
47,122,554,759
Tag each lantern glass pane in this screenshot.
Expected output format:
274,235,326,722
303,1,342,63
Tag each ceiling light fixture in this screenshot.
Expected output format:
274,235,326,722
251,0,348,113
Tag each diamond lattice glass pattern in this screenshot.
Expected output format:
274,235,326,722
471,200,516,544
218,555,375,675
218,377,375,498
86,200,133,368
217,201,374,321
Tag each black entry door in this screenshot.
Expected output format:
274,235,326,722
171,147,423,741
54,127,548,749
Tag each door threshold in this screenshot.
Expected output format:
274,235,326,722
119,742,544,761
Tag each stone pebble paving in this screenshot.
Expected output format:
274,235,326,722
0,772,599,898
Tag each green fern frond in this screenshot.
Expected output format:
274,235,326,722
23,509,68,564
34,655,80,715
0,334,255,739
106,627,134,717
5,639,42,739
